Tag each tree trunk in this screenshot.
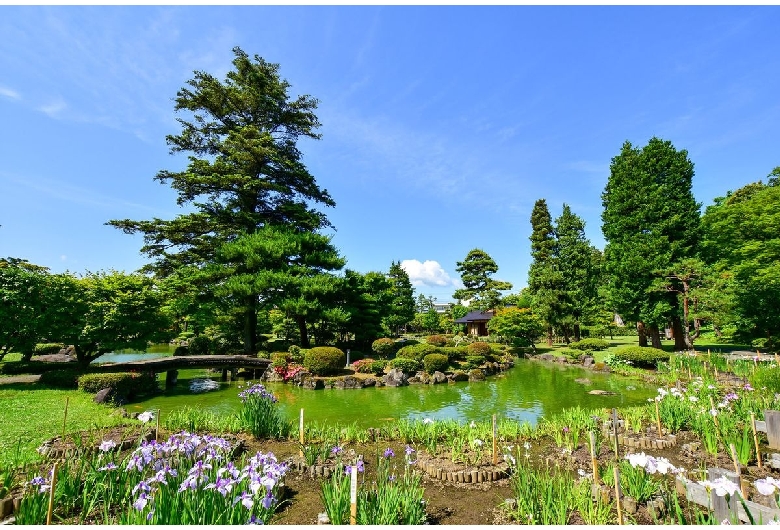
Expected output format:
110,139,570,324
297,316,310,348
672,316,687,351
691,318,702,341
243,296,258,355
546,325,553,347
648,324,662,349
637,321,648,347
573,323,581,342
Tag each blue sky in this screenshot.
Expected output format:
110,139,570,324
2,6,779,303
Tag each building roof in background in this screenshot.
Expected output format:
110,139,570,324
453,310,494,323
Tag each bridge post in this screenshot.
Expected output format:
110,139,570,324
166,370,179,388
221,368,228,382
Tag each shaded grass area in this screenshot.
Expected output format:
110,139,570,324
0,384,129,465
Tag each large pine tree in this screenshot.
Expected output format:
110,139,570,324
601,137,700,348
109,48,335,353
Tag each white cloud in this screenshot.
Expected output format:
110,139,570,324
0,86,20,99
400,259,457,288
38,98,68,118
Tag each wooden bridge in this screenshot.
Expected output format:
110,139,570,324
93,355,272,386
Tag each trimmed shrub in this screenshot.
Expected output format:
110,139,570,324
351,358,388,375
423,353,449,374
78,371,158,399
33,343,66,355
569,338,610,351
173,345,190,357
440,346,468,362
38,368,84,389
561,349,584,362
464,355,486,369
288,345,304,363
396,343,438,362
426,335,448,347
188,335,211,355
371,338,397,358
612,345,670,368
389,358,421,373
467,342,492,356
303,347,345,376
270,352,290,369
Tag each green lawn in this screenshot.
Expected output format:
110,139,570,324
0,384,129,465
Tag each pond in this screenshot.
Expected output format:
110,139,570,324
118,349,656,428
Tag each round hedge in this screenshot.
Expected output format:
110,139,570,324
371,338,397,358
389,358,421,373
467,342,492,356
396,343,438,362
612,345,670,368
188,335,211,355
304,347,345,376
423,353,449,374
426,335,449,347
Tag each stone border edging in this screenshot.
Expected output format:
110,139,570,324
414,454,510,484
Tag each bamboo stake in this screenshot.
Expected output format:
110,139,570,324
46,462,59,525
688,367,692,380
729,443,748,499
655,399,663,436
751,412,763,470
492,414,498,466
61,397,69,440
613,465,623,525
589,431,600,483
155,409,160,442
708,349,711,361
349,465,358,525
612,409,620,459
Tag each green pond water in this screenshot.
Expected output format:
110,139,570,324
114,348,656,428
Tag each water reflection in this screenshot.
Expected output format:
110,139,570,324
131,356,656,427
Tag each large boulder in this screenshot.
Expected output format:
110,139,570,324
300,377,325,390
468,369,485,382
383,368,408,387
582,356,595,368
334,376,361,389
431,371,447,384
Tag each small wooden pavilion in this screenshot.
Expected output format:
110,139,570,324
453,310,495,336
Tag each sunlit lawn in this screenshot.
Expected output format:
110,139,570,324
0,384,129,465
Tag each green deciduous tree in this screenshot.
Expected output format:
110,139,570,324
453,249,512,311
700,176,780,346
0,258,51,361
487,307,545,351
109,48,334,354
601,137,700,348
48,271,171,365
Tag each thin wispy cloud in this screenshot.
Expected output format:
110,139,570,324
37,97,68,118
1,172,172,216
0,85,20,99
